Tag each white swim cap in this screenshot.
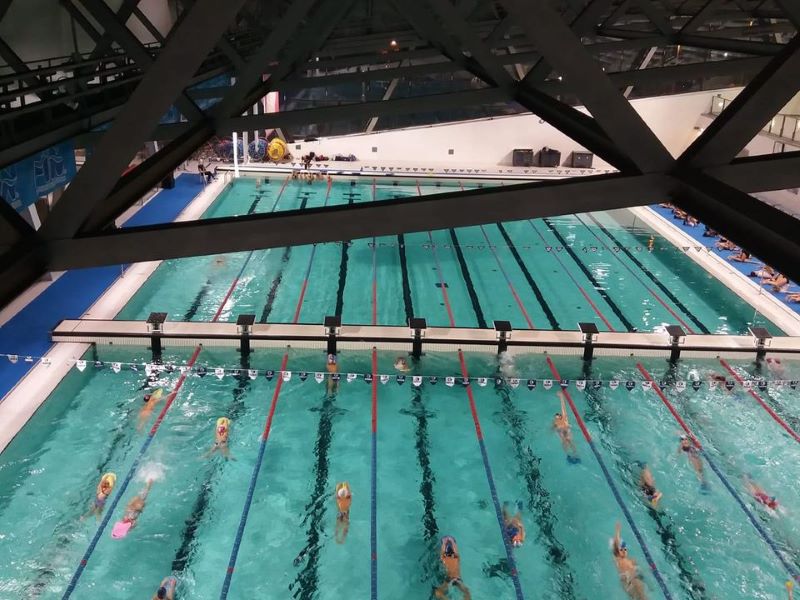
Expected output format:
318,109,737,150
338,486,347,498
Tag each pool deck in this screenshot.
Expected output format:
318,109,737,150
634,206,800,335
0,174,224,453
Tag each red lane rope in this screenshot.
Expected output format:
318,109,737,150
636,364,703,449
718,359,800,444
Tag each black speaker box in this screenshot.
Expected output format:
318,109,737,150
572,151,594,168
512,148,534,167
538,147,561,167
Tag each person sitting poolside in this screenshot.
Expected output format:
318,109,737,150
786,293,800,303
684,216,699,227
750,265,775,279
764,273,789,292
612,522,648,600
639,464,663,509
152,576,176,600
435,537,471,599
729,250,752,263
715,238,738,251
702,227,718,238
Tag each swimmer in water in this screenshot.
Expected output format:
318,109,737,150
647,236,654,252
788,580,794,600
502,501,526,547
206,417,233,459
111,480,153,539
612,522,648,600
326,353,339,394
152,576,176,600
677,435,706,486
335,482,352,544
394,356,410,373
766,357,785,379
638,464,663,509
435,536,471,599
744,475,779,511
85,472,116,519
137,388,164,431
553,391,579,462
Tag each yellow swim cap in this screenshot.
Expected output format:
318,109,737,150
217,417,230,428
101,473,116,487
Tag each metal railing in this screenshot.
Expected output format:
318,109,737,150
711,94,800,144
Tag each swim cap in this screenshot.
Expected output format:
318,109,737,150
338,487,347,498
216,417,229,429
143,395,151,403
111,520,133,539
102,473,116,488
157,587,167,599
619,540,627,550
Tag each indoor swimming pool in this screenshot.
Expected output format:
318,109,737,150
0,176,797,599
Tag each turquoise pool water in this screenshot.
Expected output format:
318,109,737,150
0,177,797,599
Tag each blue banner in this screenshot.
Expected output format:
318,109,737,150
1,141,77,211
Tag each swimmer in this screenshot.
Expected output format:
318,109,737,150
326,353,339,394
729,250,752,263
502,501,526,547
612,522,648,600
152,576,177,600
647,236,654,252
206,417,233,459
553,391,579,463
335,482,352,544
86,472,116,518
788,293,800,303
788,580,794,600
137,388,164,431
434,536,472,599
764,272,789,293
394,356,411,373
766,357,785,378
111,480,153,539
750,265,775,279
744,475,779,511
677,435,706,486
638,464,663,509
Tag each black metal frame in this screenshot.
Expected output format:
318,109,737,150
1,0,799,310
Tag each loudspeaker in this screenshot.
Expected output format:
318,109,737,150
539,147,561,167
161,172,175,189
572,151,594,168
512,148,534,167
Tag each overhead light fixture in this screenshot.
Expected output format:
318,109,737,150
390,39,397,47
557,75,563,81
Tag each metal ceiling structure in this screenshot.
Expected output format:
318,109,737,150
1,0,799,309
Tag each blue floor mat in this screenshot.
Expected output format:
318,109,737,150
650,205,800,316
0,174,203,399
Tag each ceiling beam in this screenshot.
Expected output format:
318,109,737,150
598,27,786,55
673,170,800,283
704,150,800,192
46,173,673,269
39,0,248,242
679,34,800,167
501,0,674,174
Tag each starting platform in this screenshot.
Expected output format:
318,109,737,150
51,316,800,362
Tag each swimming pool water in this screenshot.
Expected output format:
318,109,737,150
0,176,797,599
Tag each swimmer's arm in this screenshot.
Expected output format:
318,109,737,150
613,522,622,552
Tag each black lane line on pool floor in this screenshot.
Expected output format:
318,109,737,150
582,214,711,334
290,386,342,596
495,223,561,330
582,364,710,600
542,218,636,332
259,196,310,323
486,381,578,599
171,361,252,575
448,228,488,328
334,195,357,317
184,191,268,322
397,233,414,323
659,365,800,576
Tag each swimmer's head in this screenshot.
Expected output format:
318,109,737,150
157,587,168,599
444,540,455,556
143,394,151,403
338,487,347,498
327,353,336,364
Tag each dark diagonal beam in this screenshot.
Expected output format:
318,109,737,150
679,0,724,34
87,0,141,59
675,171,800,283
502,0,674,173
632,0,673,34
704,151,800,193
40,0,248,242
47,174,673,269
132,5,165,43
680,35,800,168
773,0,800,29
61,0,103,45
76,0,203,120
